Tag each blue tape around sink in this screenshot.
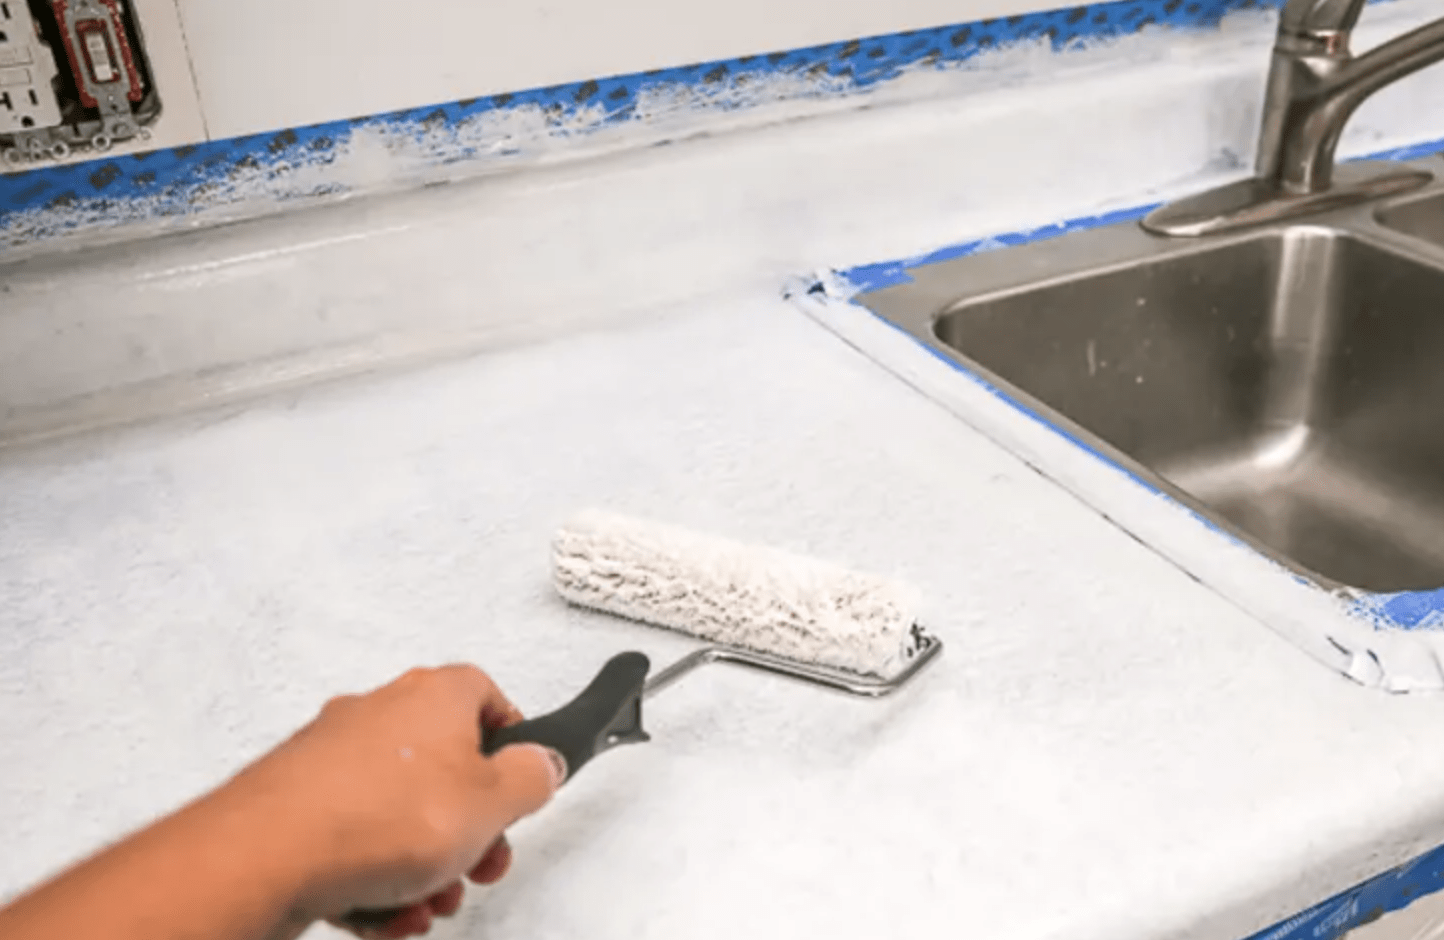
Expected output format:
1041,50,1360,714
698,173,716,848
832,135,1444,632
1360,589,1444,630
842,203,1158,295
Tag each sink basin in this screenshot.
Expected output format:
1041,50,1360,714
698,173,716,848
861,221,1444,593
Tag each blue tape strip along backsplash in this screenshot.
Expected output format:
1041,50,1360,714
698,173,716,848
835,134,1444,636
1,0,1287,249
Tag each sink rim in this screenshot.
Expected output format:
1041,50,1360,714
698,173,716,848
857,169,1444,597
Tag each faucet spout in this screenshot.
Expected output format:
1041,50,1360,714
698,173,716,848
1276,18,1444,193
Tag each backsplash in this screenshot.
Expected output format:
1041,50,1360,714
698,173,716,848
0,0,1290,253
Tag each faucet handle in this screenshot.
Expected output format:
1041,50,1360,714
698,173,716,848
1278,0,1365,37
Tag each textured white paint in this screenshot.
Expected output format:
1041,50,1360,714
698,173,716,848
177,0,1060,139
4,293,1444,940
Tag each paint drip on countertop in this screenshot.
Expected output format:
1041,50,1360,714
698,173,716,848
0,0,1318,255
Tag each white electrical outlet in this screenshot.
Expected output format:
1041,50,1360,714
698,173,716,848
0,1,64,134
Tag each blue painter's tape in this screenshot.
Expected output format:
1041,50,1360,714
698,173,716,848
2,0,1296,248
844,204,1156,293
1367,138,1444,164
1243,841,1444,940
834,134,1444,632
1364,590,1444,629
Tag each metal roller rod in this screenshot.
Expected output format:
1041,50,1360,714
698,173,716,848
642,631,944,700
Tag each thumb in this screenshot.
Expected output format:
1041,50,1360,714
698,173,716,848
484,743,565,821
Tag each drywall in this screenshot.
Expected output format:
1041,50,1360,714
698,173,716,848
115,0,207,147
122,0,207,147
175,0,1061,139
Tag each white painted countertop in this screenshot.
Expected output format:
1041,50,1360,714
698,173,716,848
8,9,1444,930
4,286,1444,940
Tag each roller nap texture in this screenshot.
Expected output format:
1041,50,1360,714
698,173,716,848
552,510,925,677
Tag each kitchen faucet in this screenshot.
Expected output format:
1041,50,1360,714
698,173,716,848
1143,0,1444,236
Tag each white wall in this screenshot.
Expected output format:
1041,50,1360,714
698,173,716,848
173,0,1061,139
56,0,206,153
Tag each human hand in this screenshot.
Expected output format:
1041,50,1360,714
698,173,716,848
231,664,565,938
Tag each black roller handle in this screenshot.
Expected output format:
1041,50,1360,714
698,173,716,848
481,651,653,772
340,652,652,932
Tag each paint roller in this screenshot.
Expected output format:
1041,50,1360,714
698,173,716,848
343,509,942,930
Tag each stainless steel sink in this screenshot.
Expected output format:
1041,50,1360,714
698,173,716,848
860,174,1444,594
1377,191,1444,249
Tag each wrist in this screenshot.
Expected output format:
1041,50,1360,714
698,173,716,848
199,762,338,928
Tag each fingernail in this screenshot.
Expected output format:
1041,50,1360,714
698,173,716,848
534,745,568,788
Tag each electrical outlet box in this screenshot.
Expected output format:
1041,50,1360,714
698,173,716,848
1,0,161,165
0,0,64,136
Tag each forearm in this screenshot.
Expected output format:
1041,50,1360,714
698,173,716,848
0,779,319,940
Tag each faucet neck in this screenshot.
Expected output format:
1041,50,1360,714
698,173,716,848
1254,2,1359,190
1255,0,1364,191
1256,2,1444,194
1253,48,1345,193
1278,0,1365,37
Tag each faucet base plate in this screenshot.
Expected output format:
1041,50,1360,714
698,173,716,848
1142,161,1433,237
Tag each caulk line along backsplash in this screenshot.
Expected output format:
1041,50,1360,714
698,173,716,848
0,0,1289,250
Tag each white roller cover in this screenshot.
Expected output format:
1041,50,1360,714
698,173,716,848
552,509,925,677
